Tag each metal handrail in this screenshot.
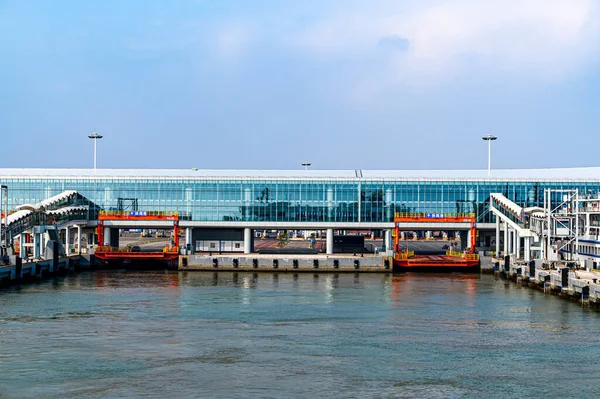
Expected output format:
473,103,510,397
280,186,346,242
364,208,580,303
99,210,179,217
394,212,475,219
446,250,479,260
395,250,415,260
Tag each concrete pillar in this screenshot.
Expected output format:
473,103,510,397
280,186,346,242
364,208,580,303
384,229,392,252
326,228,334,255
77,225,82,254
515,232,521,259
19,234,26,258
525,237,531,262
244,228,253,254
103,227,111,246
495,217,500,256
42,232,47,258
65,227,70,256
33,233,40,259
509,229,515,255
185,227,193,253
466,229,472,251
503,224,509,256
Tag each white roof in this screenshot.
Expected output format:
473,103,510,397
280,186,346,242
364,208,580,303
0,167,599,180
45,205,88,216
2,210,32,226
39,190,77,208
16,190,78,211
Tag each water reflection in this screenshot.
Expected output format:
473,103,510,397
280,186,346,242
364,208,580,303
1,271,599,399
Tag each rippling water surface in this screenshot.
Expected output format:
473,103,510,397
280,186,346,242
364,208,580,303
1,271,600,398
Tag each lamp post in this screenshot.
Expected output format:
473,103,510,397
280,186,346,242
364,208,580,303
88,132,103,174
482,133,497,177
301,162,311,171
1,185,7,252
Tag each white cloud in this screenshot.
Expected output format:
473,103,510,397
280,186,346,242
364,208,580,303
291,0,600,83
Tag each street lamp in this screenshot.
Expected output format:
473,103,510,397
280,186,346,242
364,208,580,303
88,132,103,174
301,162,311,171
482,133,497,177
1,185,7,252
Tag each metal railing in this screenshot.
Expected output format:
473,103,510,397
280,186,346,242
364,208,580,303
95,245,177,253
99,210,179,217
491,201,528,228
446,250,479,260
394,212,475,219
395,250,415,260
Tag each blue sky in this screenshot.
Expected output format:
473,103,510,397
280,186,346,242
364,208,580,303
1,0,599,170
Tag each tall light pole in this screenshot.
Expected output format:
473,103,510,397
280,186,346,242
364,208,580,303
482,133,497,177
1,185,7,253
88,132,103,174
301,162,311,171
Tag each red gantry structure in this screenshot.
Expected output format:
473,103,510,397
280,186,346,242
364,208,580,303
94,210,180,263
393,212,480,272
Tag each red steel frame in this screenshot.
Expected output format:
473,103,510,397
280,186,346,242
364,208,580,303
96,212,179,260
393,214,477,254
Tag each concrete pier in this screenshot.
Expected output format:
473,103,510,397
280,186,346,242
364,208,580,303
0,255,92,287
495,257,600,308
179,254,392,273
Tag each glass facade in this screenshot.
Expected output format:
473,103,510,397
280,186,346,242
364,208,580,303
2,176,600,224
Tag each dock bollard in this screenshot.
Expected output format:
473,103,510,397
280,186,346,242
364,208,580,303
384,259,390,270
212,258,218,268
273,259,278,269
560,268,569,288
333,259,339,269
293,259,299,269
582,285,590,300
354,260,360,270
253,259,258,269
232,259,238,268
529,260,535,277
313,259,319,269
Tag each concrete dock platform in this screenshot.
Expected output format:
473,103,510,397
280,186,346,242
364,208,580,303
495,258,600,308
179,253,393,273
0,255,92,286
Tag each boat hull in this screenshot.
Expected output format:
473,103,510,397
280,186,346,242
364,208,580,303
393,255,480,273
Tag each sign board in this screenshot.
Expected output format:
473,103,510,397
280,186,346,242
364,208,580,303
129,211,148,217
426,213,445,219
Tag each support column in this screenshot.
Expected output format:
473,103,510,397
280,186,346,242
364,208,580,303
185,227,193,253
33,233,40,259
65,227,70,256
495,217,500,256
103,227,111,246
326,228,334,255
466,229,472,251
515,232,521,259
525,237,531,262
509,229,515,255
77,225,82,254
244,228,253,254
503,224,509,256
384,229,392,252
19,234,26,258
41,232,46,258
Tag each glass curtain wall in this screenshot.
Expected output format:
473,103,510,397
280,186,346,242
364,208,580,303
1,177,599,223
